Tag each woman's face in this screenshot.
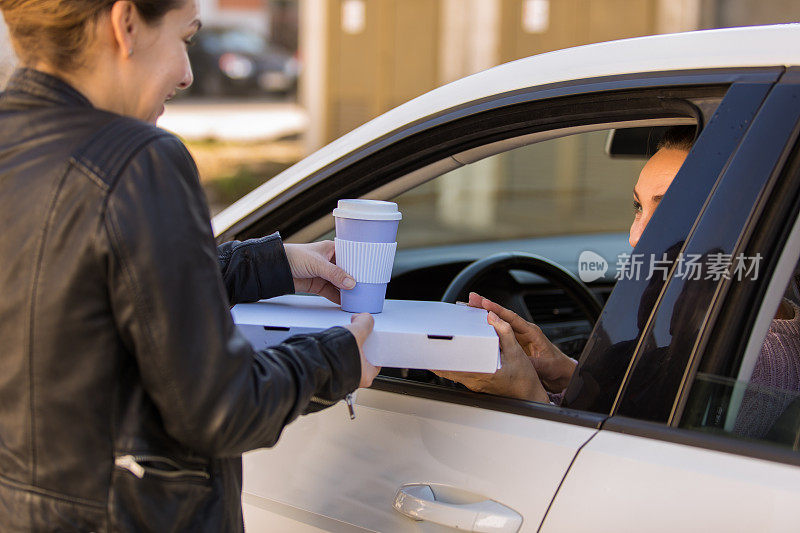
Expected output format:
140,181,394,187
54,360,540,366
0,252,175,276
123,0,200,123
629,147,689,248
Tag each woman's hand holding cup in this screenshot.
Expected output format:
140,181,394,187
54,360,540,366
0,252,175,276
284,241,356,304
284,241,380,388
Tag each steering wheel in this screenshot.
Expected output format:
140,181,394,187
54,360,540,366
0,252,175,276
441,252,604,325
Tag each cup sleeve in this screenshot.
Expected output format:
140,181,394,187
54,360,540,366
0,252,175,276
334,238,397,283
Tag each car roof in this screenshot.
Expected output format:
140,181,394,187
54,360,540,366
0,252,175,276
212,23,800,236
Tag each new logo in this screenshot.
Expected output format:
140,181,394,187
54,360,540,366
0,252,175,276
578,250,608,283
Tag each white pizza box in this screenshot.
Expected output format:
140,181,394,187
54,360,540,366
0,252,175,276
231,294,501,372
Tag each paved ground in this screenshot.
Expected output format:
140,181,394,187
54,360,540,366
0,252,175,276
159,96,308,142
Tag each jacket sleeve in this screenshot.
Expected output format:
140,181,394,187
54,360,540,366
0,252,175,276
217,235,295,306
100,134,361,457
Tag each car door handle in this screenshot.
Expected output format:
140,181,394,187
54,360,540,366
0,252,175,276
393,483,522,533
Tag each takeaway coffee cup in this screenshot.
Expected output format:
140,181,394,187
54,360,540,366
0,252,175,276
333,199,402,313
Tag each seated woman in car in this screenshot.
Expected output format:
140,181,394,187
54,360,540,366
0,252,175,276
436,125,800,439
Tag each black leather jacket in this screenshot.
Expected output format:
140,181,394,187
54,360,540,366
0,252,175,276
0,69,361,532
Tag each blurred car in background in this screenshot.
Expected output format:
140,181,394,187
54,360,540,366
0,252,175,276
188,26,299,97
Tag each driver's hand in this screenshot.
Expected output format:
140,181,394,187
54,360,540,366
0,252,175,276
468,292,577,393
433,311,548,403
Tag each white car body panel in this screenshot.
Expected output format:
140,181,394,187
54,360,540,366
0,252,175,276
542,431,800,532
212,24,800,238
242,389,598,532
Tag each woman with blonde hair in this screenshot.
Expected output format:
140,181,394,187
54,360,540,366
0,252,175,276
0,1,377,530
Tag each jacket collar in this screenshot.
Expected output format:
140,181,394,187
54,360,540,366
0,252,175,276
3,68,94,109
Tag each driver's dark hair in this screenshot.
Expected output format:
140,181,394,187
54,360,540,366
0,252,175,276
0,0,184,72
657,125,696,152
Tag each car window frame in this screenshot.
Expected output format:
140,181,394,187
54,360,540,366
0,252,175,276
612,69,800,424
219,69,777,243
603,69,800,467
558,74,781,415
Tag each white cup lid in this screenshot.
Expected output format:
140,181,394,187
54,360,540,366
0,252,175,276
333,199,402,221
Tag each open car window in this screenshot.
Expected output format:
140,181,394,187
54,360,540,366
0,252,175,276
383,128,647,364
375,122,698,400
265,80,776,419
393,129,645,249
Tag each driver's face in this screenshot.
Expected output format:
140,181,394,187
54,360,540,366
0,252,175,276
629,147,689,248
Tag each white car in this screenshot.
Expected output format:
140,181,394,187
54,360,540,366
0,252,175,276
214,24,800,532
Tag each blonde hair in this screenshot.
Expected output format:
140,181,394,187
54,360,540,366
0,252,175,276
0,0,182,71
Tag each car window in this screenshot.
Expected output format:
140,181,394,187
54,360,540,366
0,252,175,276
379,126,695,402
393,130,645,249
680,256,800,450
265,81,771,419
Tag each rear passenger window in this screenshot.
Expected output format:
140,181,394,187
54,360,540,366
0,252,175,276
680,258,800,450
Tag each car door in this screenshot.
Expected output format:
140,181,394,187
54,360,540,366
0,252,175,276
242,390,601,532
230,71,779,532
542,70,800,532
